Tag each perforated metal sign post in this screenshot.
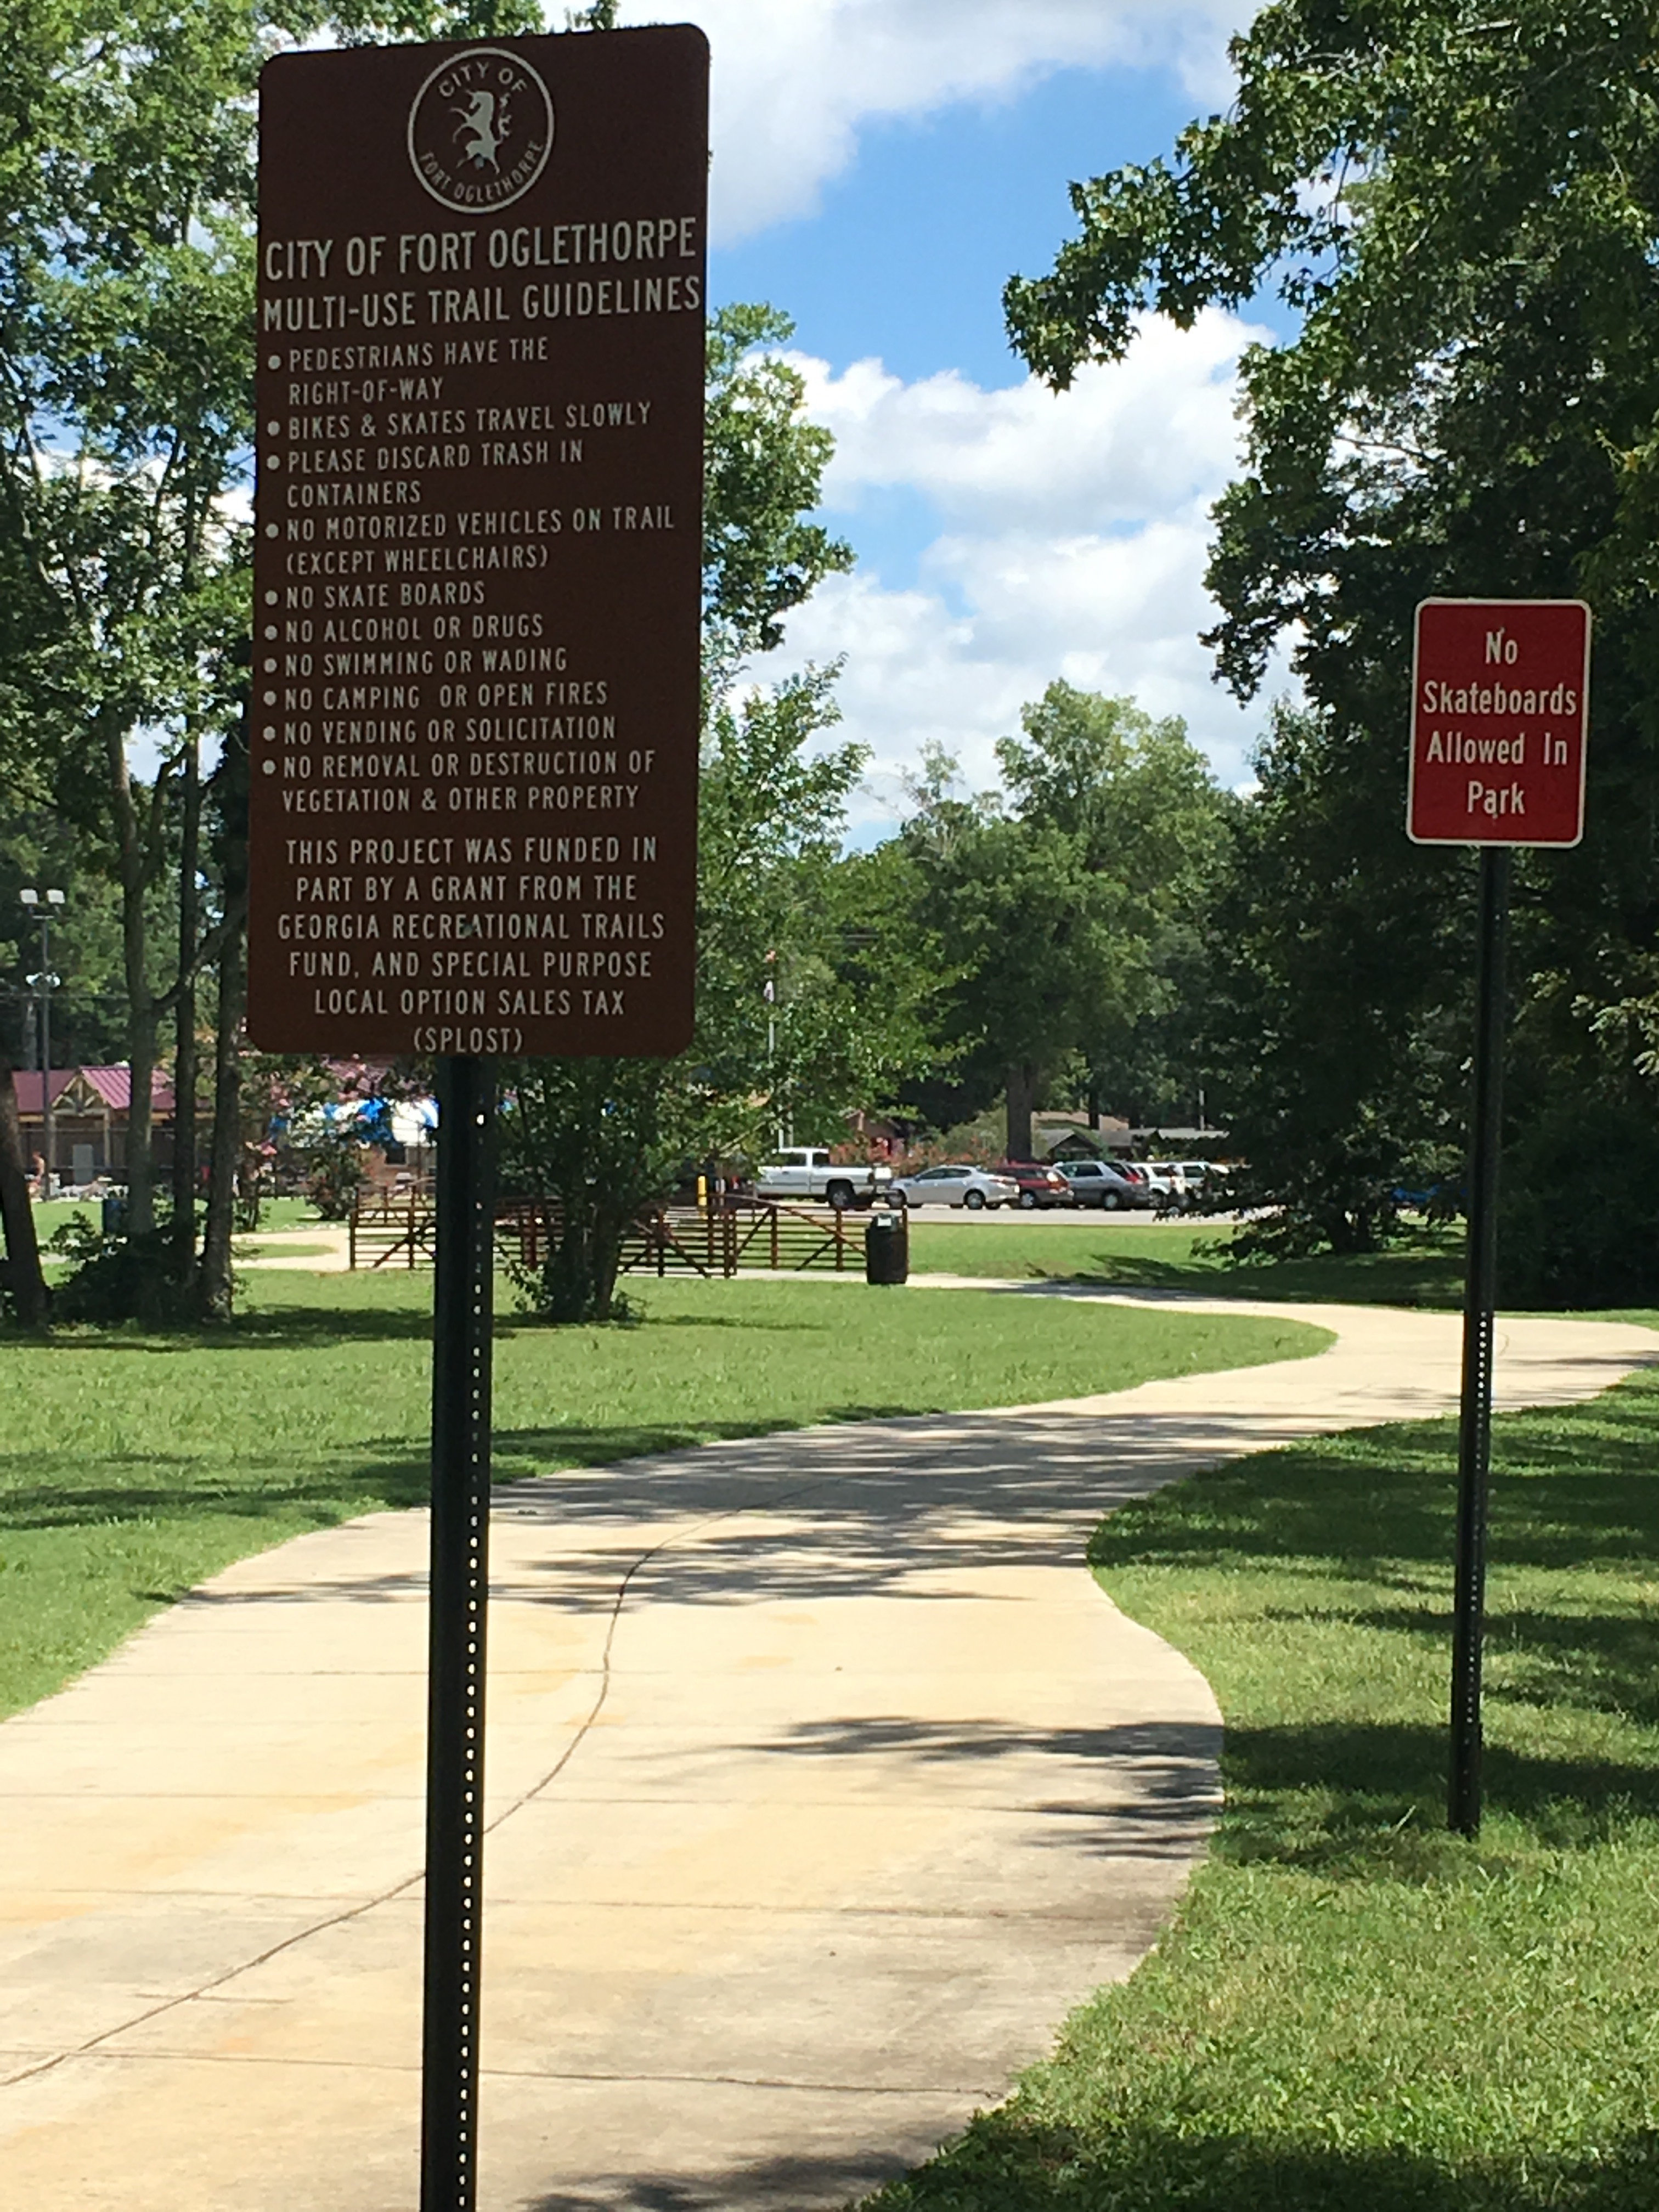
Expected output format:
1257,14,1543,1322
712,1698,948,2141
424,1054,496,2210
251,27,708,2209
1408,597,1591,1838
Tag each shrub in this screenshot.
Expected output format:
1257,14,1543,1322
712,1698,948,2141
1500,1094,1659,1307
306,1135,369,1220
48,1217,201,1325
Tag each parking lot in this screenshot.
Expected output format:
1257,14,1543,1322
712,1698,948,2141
899,1203,1242,1225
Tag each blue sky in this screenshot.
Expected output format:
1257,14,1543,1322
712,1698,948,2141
712,66,1205,396
710,64,1206,601
614,0,1287,837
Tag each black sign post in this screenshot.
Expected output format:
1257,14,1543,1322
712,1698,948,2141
1447,849,1509,1837
1408,598,1591,1836
422,1054,495,2210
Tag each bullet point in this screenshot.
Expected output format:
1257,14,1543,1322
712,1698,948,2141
262,759,277,775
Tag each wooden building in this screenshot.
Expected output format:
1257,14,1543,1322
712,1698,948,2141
13,1067,180,1185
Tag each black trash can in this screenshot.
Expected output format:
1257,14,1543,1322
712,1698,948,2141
100,1195,127,1237
864,1209,909,1286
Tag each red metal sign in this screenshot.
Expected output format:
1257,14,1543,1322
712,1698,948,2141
1408,598,1590,846
247,27,708,1059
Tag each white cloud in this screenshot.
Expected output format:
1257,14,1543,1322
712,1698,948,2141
798,308,1251,533
747,312,1293,836
611,0,1255,243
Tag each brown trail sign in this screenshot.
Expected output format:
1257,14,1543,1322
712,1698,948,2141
250,26,708,1064
253,30,709,2212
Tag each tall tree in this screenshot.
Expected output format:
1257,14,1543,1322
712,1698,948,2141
0,0,541,1279
1006,0,1659,1268
1,0,271,1234
1199,701,1470,1252
501,306,863,1323
0,1052,47,1327
504,674,871,1324
904,685,1227,1159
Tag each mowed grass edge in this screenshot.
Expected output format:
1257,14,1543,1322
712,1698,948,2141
906,1216,1469,1306
0,1268,1327,1719
856,1326,1659,2212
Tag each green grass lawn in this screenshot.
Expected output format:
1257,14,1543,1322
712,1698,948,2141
240,1195,330,1232
907,1217,1468,1306
0,1269,1324,1719
29,1193,327,1254
858,1323,1659,2212
31,1197,99,1243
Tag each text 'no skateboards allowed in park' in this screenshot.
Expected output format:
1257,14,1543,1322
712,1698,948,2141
1408,596,1591,848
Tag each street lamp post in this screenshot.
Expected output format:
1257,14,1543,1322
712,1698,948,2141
19,889,65,1195
763,949,782,1154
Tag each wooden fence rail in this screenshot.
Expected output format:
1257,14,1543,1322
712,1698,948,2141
350,1192,855,1276
348,1186,438,1271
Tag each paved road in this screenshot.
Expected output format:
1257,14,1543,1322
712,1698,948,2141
2,1295,1653,2211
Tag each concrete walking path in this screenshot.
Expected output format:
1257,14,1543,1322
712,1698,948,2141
1,1294,1654,2211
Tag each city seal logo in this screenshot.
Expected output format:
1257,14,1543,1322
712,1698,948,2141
407,47,554,214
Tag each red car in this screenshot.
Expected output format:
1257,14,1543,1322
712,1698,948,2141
997,1161,1074,1210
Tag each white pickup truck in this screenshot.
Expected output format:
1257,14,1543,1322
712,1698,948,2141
754,1148,894,1211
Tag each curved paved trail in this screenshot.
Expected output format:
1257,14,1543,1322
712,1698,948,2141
1,1295,1652,2211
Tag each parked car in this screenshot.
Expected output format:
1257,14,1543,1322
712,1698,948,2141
1171,1160,1229,1210
996,1160,1073,1210
1054,1159,1153,1211
889,1163,1021,1211
1134,1160,1189,1210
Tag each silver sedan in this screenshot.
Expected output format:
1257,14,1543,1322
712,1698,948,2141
889,1164,1022,1211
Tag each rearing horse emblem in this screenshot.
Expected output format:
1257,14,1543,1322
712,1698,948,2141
453,89,510,172
409,47,554,212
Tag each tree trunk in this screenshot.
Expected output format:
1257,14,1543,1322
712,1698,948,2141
199,921,245,1322
0,1056,49,1327
199,702,249,1323
1005,1060,1039,1161
105,711,160,1235
125,1011,158,1236
172,734,201,1284
1087,1082,1101,1131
